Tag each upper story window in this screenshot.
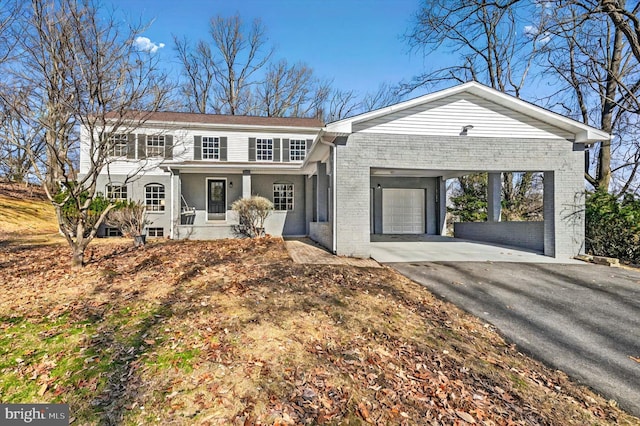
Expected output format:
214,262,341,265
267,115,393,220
145,183,165,212
256,138,273,161
106,184,127,201
273,183,294,211
109,134,128,157
289,139,306,161
146,135,165,158
202,137,220,160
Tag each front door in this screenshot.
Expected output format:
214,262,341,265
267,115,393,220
207,179,226,220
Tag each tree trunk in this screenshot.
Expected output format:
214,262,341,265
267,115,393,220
597,25,625,191
71,244,84,268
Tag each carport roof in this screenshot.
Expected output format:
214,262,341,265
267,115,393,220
325,81,610,144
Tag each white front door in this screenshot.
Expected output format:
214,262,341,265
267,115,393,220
382,188,425,234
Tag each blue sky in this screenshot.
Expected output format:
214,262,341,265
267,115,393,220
111,0,436,97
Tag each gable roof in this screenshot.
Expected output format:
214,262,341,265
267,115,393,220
106,111,324,130
326,81,610,143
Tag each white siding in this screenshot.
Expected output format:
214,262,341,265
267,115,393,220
79,124,316,177
354,93,574,139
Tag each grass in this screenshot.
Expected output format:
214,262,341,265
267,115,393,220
0,184,639,425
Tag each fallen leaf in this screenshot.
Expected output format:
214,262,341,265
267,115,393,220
37,383,48,396
456,411,476,423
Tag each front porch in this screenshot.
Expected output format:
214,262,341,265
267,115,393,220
166,167,308,239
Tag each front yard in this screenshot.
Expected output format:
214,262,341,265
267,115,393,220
1,232,638,425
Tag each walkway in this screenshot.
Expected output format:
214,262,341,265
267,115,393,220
284,238,381,268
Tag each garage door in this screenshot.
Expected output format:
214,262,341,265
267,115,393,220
382,189,425,234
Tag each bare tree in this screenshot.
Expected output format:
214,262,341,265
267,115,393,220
362,82,402,111
535,1,640,193
323,88,361,122
174,14,272,115
173,35,216,114
404,0,536,96
208,14,273,115
0,93,44,182
2,0,172,267
255,59,314,117
597,0,640,64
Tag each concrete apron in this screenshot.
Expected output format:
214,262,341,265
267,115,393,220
369,235,582,264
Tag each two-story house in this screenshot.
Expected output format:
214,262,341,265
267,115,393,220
81,82,609,260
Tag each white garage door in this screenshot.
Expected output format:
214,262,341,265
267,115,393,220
382,188,425,234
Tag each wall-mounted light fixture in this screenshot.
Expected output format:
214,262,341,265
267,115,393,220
377,184,381,189
229,181,233,188
460,125,474,136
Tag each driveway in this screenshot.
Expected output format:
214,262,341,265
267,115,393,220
386,261,640,417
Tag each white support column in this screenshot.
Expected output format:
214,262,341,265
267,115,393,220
543,171,555,257
242,170,251,199
487,172,502,222
438,177,447,235
170,170,181,239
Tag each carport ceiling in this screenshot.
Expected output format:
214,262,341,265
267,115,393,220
371,168,475,179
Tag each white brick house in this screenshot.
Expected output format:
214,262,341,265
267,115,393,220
80,82,609,259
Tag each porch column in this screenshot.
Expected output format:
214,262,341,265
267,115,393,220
170,170,181,239
487,172,502,222
438,177,447,235
242,170,251,199
304,175,314,235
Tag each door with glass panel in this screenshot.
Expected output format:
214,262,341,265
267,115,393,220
207,179,226,220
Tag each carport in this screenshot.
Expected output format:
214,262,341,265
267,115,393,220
304,82,610,260
369,167,551,257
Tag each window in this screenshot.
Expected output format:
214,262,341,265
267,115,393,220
146,135,165,157
104,227,122,237
147,227,164,237
273,183,294,211
145,184,165,212
202,137,220,160
289,139,306,161
109,134,128,157
106,184,127,201
256,138,273,161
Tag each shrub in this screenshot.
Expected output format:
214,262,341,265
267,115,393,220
231,196,273,238
105,200,149,246
54,184,110,238
585,190,640,263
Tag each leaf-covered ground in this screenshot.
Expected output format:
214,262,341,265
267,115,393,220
1,235,638,425
0,181,58,235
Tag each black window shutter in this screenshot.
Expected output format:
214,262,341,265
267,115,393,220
248,137,256,161
220,137,227,161
283,139,290,162
306,139,313,153
165,135,173,159
194,136,201,160
127,134,136,159
273,138,281,162
137,134,146,160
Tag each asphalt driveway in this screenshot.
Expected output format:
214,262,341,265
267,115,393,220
387,261,640,417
